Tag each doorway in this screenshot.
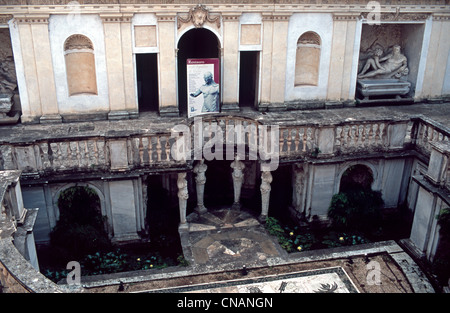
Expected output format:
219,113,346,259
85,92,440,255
177,28,220,116
239,51,260,108
136,53,159,112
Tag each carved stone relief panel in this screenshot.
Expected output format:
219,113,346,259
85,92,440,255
177,4,221,37
0,28,16,95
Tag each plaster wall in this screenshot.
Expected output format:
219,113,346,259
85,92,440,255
285,13,333,102
48,14,109,114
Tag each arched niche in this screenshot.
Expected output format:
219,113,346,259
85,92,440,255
63,34,98,96
295,31,321,87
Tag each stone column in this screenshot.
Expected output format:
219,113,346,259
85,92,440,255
230,156,245,209
292,163,305,213
259,170,272,222
193,159,208,214
177,172,189,230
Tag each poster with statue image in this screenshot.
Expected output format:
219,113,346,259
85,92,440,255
187,58,220,118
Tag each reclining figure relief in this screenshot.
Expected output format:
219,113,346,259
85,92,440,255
358,44,409,80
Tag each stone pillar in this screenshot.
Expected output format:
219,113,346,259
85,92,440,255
101,14,129,120
259,170,272,222
157,13,178,117
222,13,240,112
15,15,61,123
177,172,189,230
259,13,290,111
230,156,245,209
193,159,208,214
327,14,358,102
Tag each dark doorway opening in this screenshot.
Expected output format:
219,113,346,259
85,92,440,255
204,160,233,208
239,51,259,108
177,28,220,116
136,53,159,112
268,165,293,224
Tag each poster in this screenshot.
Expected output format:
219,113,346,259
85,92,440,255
187,58,220,118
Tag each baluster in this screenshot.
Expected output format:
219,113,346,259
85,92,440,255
50,143,58,169
339,125,346,149
280,129,286,155
93,140,99,166
287,128,294,154
40,142,50,169
82,140,89,168
98,140,107,166
76,142,82,168
307,127,313,151
156,136,162,162
58,142,65,169
361,125,367,147
294,128,300,153
344,125,351,147
138,137,144,165
302,127,308,152
368,124,374,146
381,123,388,147
165,136,171,162
376,123,382,145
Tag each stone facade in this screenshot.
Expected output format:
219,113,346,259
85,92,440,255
0,0,449,292
0,1,448,122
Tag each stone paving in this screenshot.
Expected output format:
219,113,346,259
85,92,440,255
180,207,285,269
81,206,435,293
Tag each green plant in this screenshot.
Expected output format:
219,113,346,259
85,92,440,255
44,269,69,283
50,186,112,260
265,217,314,252
328,189,383,233
311,147,321,158
82,250,128,275
177,255,190,267
432,208,450,286
437,208,450,239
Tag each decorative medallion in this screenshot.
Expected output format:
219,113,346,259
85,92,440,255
177,4,220,29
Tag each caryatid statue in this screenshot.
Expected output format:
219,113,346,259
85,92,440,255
230,155,245,210
193,159,208,214
259,170,273,222
177,172,189,229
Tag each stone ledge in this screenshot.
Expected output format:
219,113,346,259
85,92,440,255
0,238,67,293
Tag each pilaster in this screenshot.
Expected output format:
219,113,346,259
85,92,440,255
157,13,178,117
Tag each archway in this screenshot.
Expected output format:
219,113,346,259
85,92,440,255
177,28,220,116
339,164,374,193
49,185,111,260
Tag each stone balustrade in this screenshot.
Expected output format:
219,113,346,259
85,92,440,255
413,117,450,157
0,133,180,175
0,116,448,176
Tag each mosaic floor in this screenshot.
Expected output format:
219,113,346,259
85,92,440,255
143,267,358,293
